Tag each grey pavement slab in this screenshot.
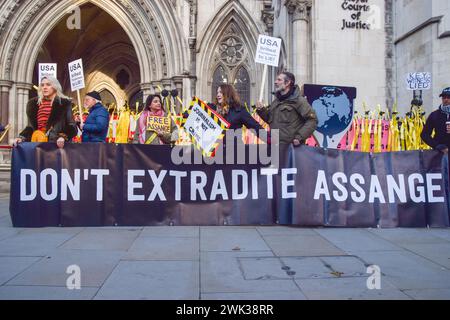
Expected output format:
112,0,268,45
0,286,98,300
0,256,42,285
281,257,333,279
1,195,450,300
202,291,307,300
280,256,367,280
0,232,77,257
94,260,199,300
60,228,141,251
256,227,318,236
295,277,411,300
0,227,19,241
369,228,450,245
354,250,450,290
403,289,450,300
125,236,199,261
391,242,450,269
200,227,271,252
201,251,300,294
239,257,291,280
262,234,346,257
7,249,124,287
0,215,12,227
427,229,450,242
316,229,403,252
140,226,199,238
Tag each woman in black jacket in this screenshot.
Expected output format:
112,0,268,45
13,77,77,149
213,84,263,133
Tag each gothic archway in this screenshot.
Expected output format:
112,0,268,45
0,0,188,139
197,0,264,104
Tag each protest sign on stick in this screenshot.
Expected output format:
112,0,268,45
255,35,282,102
68,59,85,125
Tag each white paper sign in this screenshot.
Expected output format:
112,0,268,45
38,64,57,84
184,103,224,152
406,72,432,91
68,59,85,91
255,35,282,67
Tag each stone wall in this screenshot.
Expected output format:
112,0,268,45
394,0,450,114
311,0,388,111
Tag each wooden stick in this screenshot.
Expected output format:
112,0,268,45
259,64,268,103
0,125,11,144
77,90,83,125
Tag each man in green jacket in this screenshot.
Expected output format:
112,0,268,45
257,72,318,146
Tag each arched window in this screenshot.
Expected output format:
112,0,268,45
99,89,116,106
212,65,229,101
234,67,250,107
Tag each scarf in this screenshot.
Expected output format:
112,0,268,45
275,87,295,102
138,108,165,144
441,105,450,115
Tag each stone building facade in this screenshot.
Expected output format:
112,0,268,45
0,0,449,144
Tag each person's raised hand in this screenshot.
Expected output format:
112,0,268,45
256,101,264,110
13,137,23,147
56,137,65,149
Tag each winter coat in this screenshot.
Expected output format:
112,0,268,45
421,106,450,151
257,85,318,144
82,103,110,143
19,96,77,142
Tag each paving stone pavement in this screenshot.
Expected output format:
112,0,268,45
0,199,449,300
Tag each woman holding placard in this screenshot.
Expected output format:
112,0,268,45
134,94,177,145
213,84,264,141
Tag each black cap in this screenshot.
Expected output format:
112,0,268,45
86,91,102,101
440,87,450,98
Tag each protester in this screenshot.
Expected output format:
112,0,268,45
421,87,450,153
213,84,263,133
134,94,177,145
81,91,110,143
72,112,83,143
13,76,77,149
256,72,318,146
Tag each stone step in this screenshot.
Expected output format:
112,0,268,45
0,171,10,183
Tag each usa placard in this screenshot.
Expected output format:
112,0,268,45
38,63,57,84
255,35,282,67
68,59,85,92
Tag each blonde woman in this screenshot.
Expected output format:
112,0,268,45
14,76,77,149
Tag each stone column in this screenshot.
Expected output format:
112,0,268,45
161,79,172,91
15,82,33,139
188,0,198,102
261,3,275,99
0,80,12,144
172,76,184,113
140,83,153,105
285,0,312,88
